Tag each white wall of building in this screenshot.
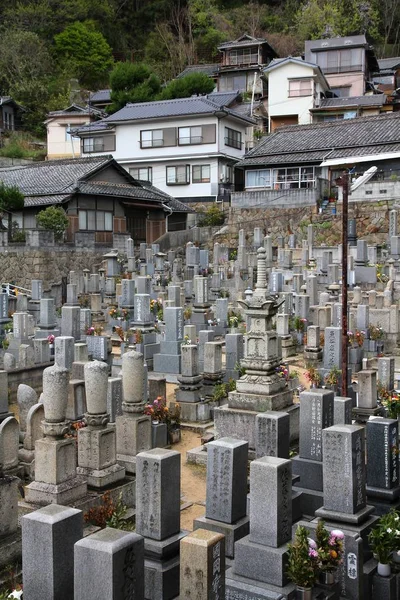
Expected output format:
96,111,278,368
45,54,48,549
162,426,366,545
268,62,322,126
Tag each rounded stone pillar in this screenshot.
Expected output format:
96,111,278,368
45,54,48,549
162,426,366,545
41,365,69,437
84,360,109,426
122,351,144,412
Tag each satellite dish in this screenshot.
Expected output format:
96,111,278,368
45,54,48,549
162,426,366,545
350,166,378,192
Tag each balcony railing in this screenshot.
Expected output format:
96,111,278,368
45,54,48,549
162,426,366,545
178,136,203,145
140,139,164,148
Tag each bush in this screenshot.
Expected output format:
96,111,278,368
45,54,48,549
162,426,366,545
198,205,225,227
36,206,68,240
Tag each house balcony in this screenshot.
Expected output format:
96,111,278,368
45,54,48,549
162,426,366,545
231,179,326,209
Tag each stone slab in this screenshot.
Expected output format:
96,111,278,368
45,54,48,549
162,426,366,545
234,536,289,587
291,456,323,491
226,567,296,600
193,515,250,558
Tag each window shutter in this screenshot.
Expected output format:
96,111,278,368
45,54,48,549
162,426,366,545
162,128,177,146
103,135,116,151
201,124,216,144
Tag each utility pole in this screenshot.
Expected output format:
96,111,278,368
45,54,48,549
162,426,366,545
336,171,349,396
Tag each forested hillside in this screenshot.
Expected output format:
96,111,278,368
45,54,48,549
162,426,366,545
0,0,399,134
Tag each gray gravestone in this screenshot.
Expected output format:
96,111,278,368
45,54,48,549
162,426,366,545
255,412,290,459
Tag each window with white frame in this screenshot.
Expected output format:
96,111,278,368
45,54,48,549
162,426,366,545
166,165,190,185
129,166,153,183
79,210,113,231
225,127,242,149
288,79,313,97
245,169,272,188
192,164,211,183
178,126,202,145
271,166,316,189
140,129,163,148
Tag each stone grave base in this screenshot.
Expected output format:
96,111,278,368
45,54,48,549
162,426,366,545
24,475,87,506
34,328,60,339
226,567,296,600
175,388,201,403
372,572,398,600
214,403,299,449
144,530,187,600
76,463,125,489
352,405,384,423
303,348,323,362
193,515,250,558
0,531,22,569
292,456,323,491
234,536,289,587
18,448,35,480
228,389,294,412
170,399,211,423
315,504,375,525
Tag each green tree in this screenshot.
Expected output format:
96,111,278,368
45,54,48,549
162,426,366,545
0,183,25,240
54,21,114,89
36,207,69,241
159,72,215,100
108,62,161,112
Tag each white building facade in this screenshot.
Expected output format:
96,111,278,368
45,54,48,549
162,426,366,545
75,94,254,204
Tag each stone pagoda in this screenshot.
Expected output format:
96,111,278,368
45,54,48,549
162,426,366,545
214,247,299,452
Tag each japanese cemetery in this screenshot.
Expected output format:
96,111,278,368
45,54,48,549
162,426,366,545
5,49,400,600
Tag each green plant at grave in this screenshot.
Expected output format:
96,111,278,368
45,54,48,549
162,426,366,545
368,510,400,565
380,390,400,419
55,307,62,318
36,206,68,241
106,493,135,532
368,324,384,341
228,315,239,328
183,306,192,321
324,366,341,387
229,249,237,261
227,378,236,392
219,289,230,298
376,264,389,283
287,525,319,588
234,362,246,377
3,322,13,333
315,519,344,573
79,295,90,308
293,316,306,333
212,383,228,403
2,338,9,350
305,364,322,387
289,369,299,380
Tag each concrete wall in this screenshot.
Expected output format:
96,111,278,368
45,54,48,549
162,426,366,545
231,186,320,209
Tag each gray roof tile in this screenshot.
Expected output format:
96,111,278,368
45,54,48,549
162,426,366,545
102,95,255,124
89,89,112,103
319,95,386,108
378,57,400,71
237,112,400,167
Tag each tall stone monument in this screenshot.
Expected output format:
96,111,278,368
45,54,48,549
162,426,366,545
214,247,298,451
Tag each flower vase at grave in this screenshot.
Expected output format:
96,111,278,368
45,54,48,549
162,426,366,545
377,562,391,577
295,586,312,600
319,571,336,585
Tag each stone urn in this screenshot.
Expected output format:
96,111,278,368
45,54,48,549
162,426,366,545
41,365,69,423
84,360,109,417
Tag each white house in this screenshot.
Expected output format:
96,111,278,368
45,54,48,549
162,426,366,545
73,92,255,204
263,57,331,132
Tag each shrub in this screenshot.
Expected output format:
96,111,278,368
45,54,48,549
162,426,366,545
198,205,225,227
36,206,68,240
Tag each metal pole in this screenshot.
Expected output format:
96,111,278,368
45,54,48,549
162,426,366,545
341,172,349,397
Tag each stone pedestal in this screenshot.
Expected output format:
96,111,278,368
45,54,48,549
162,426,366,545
116,351,151,474
25,365,87,506
77,361,125,488
227,456,295,598
136,448,186,599
180,530,225,599
74,528,144,600
22,505,83,600
0,475,21,568
194,438,249,558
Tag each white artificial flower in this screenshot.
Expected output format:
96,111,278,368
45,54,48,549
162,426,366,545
8,591,23,599
395,515,400,521
387,528,393,533
396,530,400,536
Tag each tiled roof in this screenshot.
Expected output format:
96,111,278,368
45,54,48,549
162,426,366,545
236,112,400,167
102,95,255,124
176,64,219,79
89,89,112,103
47,104,106,119
0,156,112,195
0,156,188,213
218,36,268,49
71,121,114,134
378,57,400,71
318,95,387,108
206,91,241,107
